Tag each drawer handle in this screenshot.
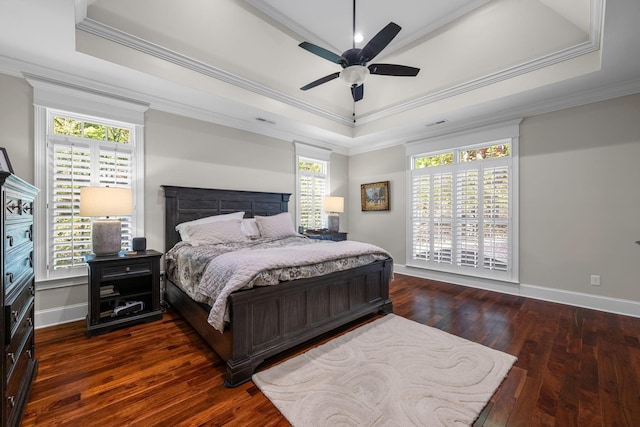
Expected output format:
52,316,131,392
23,202,33,214
30,285,35,296
27,226,33,241
11,310,18,322
7,396,15,408
125,267,131,272
7,235,13,246
7,352,15,364
6,272,14,283
26,349,32,359
27,317,33,326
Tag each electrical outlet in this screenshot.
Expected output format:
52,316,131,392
591,275,601,286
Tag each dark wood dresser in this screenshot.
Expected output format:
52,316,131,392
0,172,38,427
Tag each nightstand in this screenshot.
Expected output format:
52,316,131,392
305,231,348,241
86,250,163,336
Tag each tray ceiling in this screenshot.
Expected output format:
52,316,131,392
1,0,639,153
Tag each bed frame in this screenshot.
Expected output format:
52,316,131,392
161,185,393,387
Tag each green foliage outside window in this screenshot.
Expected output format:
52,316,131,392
54,116,130,144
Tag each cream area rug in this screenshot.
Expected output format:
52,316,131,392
253,314,517,427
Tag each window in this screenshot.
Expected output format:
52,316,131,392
406,121,519,282
30,77,147,282
297,156,328,230
48,112,135,271
295,143,331,231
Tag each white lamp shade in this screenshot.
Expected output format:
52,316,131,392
323,196,344,213
80,187,133,217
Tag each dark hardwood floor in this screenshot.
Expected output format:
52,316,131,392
22,274,640,426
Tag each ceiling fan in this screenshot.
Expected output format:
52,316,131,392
298,0,420,102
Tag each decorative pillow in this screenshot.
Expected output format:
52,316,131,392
241,218,261,239
186,219,247,246
176,211,245,242
254,212,297,239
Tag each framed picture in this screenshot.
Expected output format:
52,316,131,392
361,181,390,211
0,147,13,173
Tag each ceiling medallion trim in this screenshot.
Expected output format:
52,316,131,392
76,17,353,127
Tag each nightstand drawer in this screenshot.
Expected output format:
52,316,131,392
4,282,35,344
101,261,153,281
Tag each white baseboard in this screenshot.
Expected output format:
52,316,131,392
34,266,639,329
394,264,640,318
35,303,87,329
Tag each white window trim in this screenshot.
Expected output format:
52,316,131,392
29,76,149,285
294,142,331,230
405,119,521,283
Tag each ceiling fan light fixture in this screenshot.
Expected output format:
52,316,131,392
340,65,369,86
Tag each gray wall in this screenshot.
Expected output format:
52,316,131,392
348,93,640,303
1,72,638,323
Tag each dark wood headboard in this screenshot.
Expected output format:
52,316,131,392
161,185,291,251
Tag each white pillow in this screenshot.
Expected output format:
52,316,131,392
254,212,297,239
176,211,245,242
186,219,247,246
241,218,261,239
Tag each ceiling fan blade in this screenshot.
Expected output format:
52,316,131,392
359,22,401,63
351,84,364,102
368,63,420,77
299,42,346,65
300,72,341,91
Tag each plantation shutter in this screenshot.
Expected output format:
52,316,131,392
456,169,479,268
50,142,92,270
482,166,509,271
411,174,430,260
299,173,327,229
407,131,516,281
99,149,134,250
432,172,453,264
48,129,135,273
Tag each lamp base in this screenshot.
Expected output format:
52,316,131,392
92,219,122,256
328,214,340,233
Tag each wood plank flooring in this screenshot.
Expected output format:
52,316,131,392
22,274,640,426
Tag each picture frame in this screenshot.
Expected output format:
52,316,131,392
0,147,13,174
361,181,390,211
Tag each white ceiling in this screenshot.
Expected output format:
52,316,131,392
1,0,639,154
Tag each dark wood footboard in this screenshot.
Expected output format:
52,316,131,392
161,185,393,387
164,257,393,387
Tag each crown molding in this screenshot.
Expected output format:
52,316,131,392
76,17,354,128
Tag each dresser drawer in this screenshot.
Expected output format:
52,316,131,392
5,222,33,254
6,302,34,380
4,245,34,295
5,196,34,223
5,328,35,424
100,261,153,281
4,281,35,344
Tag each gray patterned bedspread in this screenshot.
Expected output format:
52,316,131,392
165,236,392,332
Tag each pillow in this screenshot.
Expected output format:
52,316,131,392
176,211,245,242
185,219,247,246
240,218,261,239
254,212,297,239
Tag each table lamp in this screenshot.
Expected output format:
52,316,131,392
80,187,132,256
323,196,344,233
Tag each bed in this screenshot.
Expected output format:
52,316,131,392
161,185,393,387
